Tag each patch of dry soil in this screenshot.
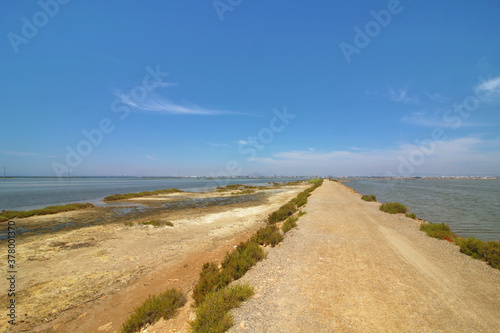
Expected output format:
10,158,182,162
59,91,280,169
0,185,307,333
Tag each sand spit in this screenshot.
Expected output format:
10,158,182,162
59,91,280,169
0,184,308,332
227,181,500,332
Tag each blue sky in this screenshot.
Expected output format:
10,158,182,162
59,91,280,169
1,0,500,177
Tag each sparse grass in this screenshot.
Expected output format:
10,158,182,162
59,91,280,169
139,219,174,227
231,189,256,195
121,288,186,333
361,194,377,202
405,212,417,219
282,216,298,233
420,222,456,241
379,202,408,214
123,221,134,227
0,203,95,222
103,188,183,202
190,284,253,333
298,210,307,217
251,225,283,247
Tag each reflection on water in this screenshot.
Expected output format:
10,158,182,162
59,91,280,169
0,177,301,211
346,179,500,242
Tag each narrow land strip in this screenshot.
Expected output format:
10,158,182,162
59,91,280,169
229,181,500,332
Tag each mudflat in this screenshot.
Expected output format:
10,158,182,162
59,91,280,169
228,181,500,332
0,184,308,332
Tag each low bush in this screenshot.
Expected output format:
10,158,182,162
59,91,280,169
361,194,377,202
298,210,307,217
420,222,455,241
123,221,134,227
454,238,500,269
190,284,253,333
267,202,296,224
405,212,417,219
282,216,298,233
121,288,185,333
165,221,174,227
192,263,231,306
104,188,183,201
251,225,283,247
379,202,408,214
455,237,486,260
484,241,500,269
193,240,265,306
140,219,162,227
222,240,265,280
0,203,94,222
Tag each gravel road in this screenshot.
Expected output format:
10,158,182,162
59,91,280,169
228,181,500,332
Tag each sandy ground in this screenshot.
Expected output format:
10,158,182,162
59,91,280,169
0,184,308,333
227,181,500,332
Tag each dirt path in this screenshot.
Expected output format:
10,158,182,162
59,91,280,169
228,181,500,332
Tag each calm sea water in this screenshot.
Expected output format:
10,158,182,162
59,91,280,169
0,177,303,212
345,179,500,242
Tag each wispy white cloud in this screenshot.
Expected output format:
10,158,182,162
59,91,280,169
474,76,500,104
146,155,157,161
1,150,56,158
425,92,449,103
116,91,236,116
206,142,230,147
400,110,494,128
249,137,500,175
388,87,419,104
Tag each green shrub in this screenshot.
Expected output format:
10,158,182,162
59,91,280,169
104,188,183,202
121,289,185,333
192,240,265,306
361,194,377,202
379,202,408,214
455,237,486,260
190,284,253,333
251,225,283,247
282,216,298,233
308,178,323,185
192,263,231,306
484,241,500,269
165,221,174,227
267,202,296,224
405,212,417,219
221,240,265,280
298,210,306,217
140,219,162,227
420,222,455,241
0,203,94,222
